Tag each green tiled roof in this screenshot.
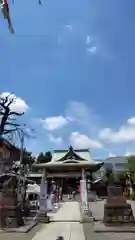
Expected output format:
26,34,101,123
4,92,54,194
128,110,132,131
52,151,67,162
51,148,95,163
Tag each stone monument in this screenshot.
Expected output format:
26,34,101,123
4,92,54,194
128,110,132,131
104,178,135,225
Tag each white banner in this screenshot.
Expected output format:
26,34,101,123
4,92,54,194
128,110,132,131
80,179,88,212
40,180,47,212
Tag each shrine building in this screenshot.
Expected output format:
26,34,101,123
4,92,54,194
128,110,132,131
32,146,104,194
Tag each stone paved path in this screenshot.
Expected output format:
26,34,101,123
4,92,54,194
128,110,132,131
51,201,81,222
32,201,85,240
2,199,135,240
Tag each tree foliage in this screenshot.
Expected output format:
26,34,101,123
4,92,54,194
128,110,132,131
36,151,52,164
115,171,127,182
127,156,135,183
104,168,113,183
22,148,35,167
104,168,128,192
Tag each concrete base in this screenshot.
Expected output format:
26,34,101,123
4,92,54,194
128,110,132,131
94,222,135,233
50,220,81,222
0,221,37,233
80,215,93,223
79,202,94,223
80,210,94,223
37,213,50,223
104,202,135,225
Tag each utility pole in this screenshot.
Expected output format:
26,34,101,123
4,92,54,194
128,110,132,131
17,134,24,207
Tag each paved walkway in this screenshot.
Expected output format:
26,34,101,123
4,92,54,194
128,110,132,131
50,201,81,222
32,202,85,240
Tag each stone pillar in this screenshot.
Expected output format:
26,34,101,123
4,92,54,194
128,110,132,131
38,168,49,223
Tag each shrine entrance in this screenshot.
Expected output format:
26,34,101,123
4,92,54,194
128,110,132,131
32,146,104,222
48,176,81,194
62,177,80,194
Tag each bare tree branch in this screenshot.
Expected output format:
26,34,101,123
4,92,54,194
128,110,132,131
0,92,34,145
9,112,24,116
5,122,20,127
0,93,14,109
3,129,17,135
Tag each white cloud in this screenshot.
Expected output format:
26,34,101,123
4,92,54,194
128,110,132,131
70,132,103,149
66,101,100,136
0,92,28,113
86,35,97,56
63,24,73,31
41,101,99,134
48,134,63,145
108,152,116,157
125,151,135,157
41,116,68,131
99,116,135,143
127,117,135,125
87,46,97,54
86,35,92,45
41,101,103,150
66,101,90,123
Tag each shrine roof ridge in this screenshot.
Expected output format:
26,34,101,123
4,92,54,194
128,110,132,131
54,148,90,153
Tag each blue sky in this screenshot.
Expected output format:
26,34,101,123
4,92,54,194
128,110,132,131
0,0,135,158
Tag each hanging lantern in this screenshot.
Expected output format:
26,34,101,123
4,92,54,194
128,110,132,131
0,0,14,33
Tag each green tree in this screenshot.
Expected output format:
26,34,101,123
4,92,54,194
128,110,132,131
22,148,35,168
104,168,113,183
127,156,135,183
44,151,52,162
37,151,52,163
